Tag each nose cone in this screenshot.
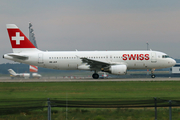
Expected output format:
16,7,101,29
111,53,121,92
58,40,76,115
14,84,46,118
172,59,176,66
171,59,176,66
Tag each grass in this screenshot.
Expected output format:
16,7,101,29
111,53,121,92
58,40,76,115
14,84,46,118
1,108,180,120
0,81,180,119
0,81,180,99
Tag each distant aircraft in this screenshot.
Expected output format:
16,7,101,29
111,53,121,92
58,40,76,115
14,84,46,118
8,69,41,79
29,22,38,48
3,24,176,79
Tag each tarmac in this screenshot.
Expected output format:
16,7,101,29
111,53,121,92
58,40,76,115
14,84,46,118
0,77,180,82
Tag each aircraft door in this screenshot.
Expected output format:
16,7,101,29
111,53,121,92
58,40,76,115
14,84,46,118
38,53,44,64
151,52,157,63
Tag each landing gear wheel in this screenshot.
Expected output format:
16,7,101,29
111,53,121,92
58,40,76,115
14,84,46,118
151,75,156,78
92,73,99,79
151,69,156,78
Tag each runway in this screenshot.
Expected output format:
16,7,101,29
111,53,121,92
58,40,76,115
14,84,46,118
0,77,180,82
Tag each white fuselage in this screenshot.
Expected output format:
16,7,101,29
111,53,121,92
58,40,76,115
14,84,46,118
4,50,176,71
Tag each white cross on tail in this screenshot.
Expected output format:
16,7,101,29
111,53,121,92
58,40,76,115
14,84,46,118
12,32,24,45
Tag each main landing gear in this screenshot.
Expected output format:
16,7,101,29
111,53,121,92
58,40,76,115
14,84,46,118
151,69,156,78
151,74,156,78
92,73,99,79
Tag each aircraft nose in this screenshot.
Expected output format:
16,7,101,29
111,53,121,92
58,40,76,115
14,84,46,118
171,59,176,66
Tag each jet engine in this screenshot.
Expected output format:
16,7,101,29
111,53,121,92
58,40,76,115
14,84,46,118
109,65,127,75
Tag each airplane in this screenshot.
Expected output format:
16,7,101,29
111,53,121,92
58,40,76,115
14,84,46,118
3,24,176,79
8,69,41,79
29,22,38,48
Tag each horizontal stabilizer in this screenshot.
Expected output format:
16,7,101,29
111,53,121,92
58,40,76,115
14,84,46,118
6,53,28,60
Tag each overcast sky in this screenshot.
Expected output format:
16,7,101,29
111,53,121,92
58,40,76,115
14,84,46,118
1,0,180,63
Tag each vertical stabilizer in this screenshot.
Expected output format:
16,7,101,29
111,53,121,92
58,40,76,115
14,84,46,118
29,22,38,48
29,65,38,72
8,69,17,76
6,24,38,53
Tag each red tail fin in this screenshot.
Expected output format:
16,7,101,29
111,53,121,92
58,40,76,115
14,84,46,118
29,65,38,72
6,24,35,49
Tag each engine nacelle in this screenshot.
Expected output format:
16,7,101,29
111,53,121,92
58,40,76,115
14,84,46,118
110,65,127,75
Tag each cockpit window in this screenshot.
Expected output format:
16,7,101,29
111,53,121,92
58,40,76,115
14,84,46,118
162,55,170,58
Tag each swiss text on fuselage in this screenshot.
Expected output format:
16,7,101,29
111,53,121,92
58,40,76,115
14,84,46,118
122,54,149,61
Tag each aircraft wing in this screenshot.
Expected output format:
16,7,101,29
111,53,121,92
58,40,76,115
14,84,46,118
80,57,127,70
80,57,111,70
7,53,28,60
